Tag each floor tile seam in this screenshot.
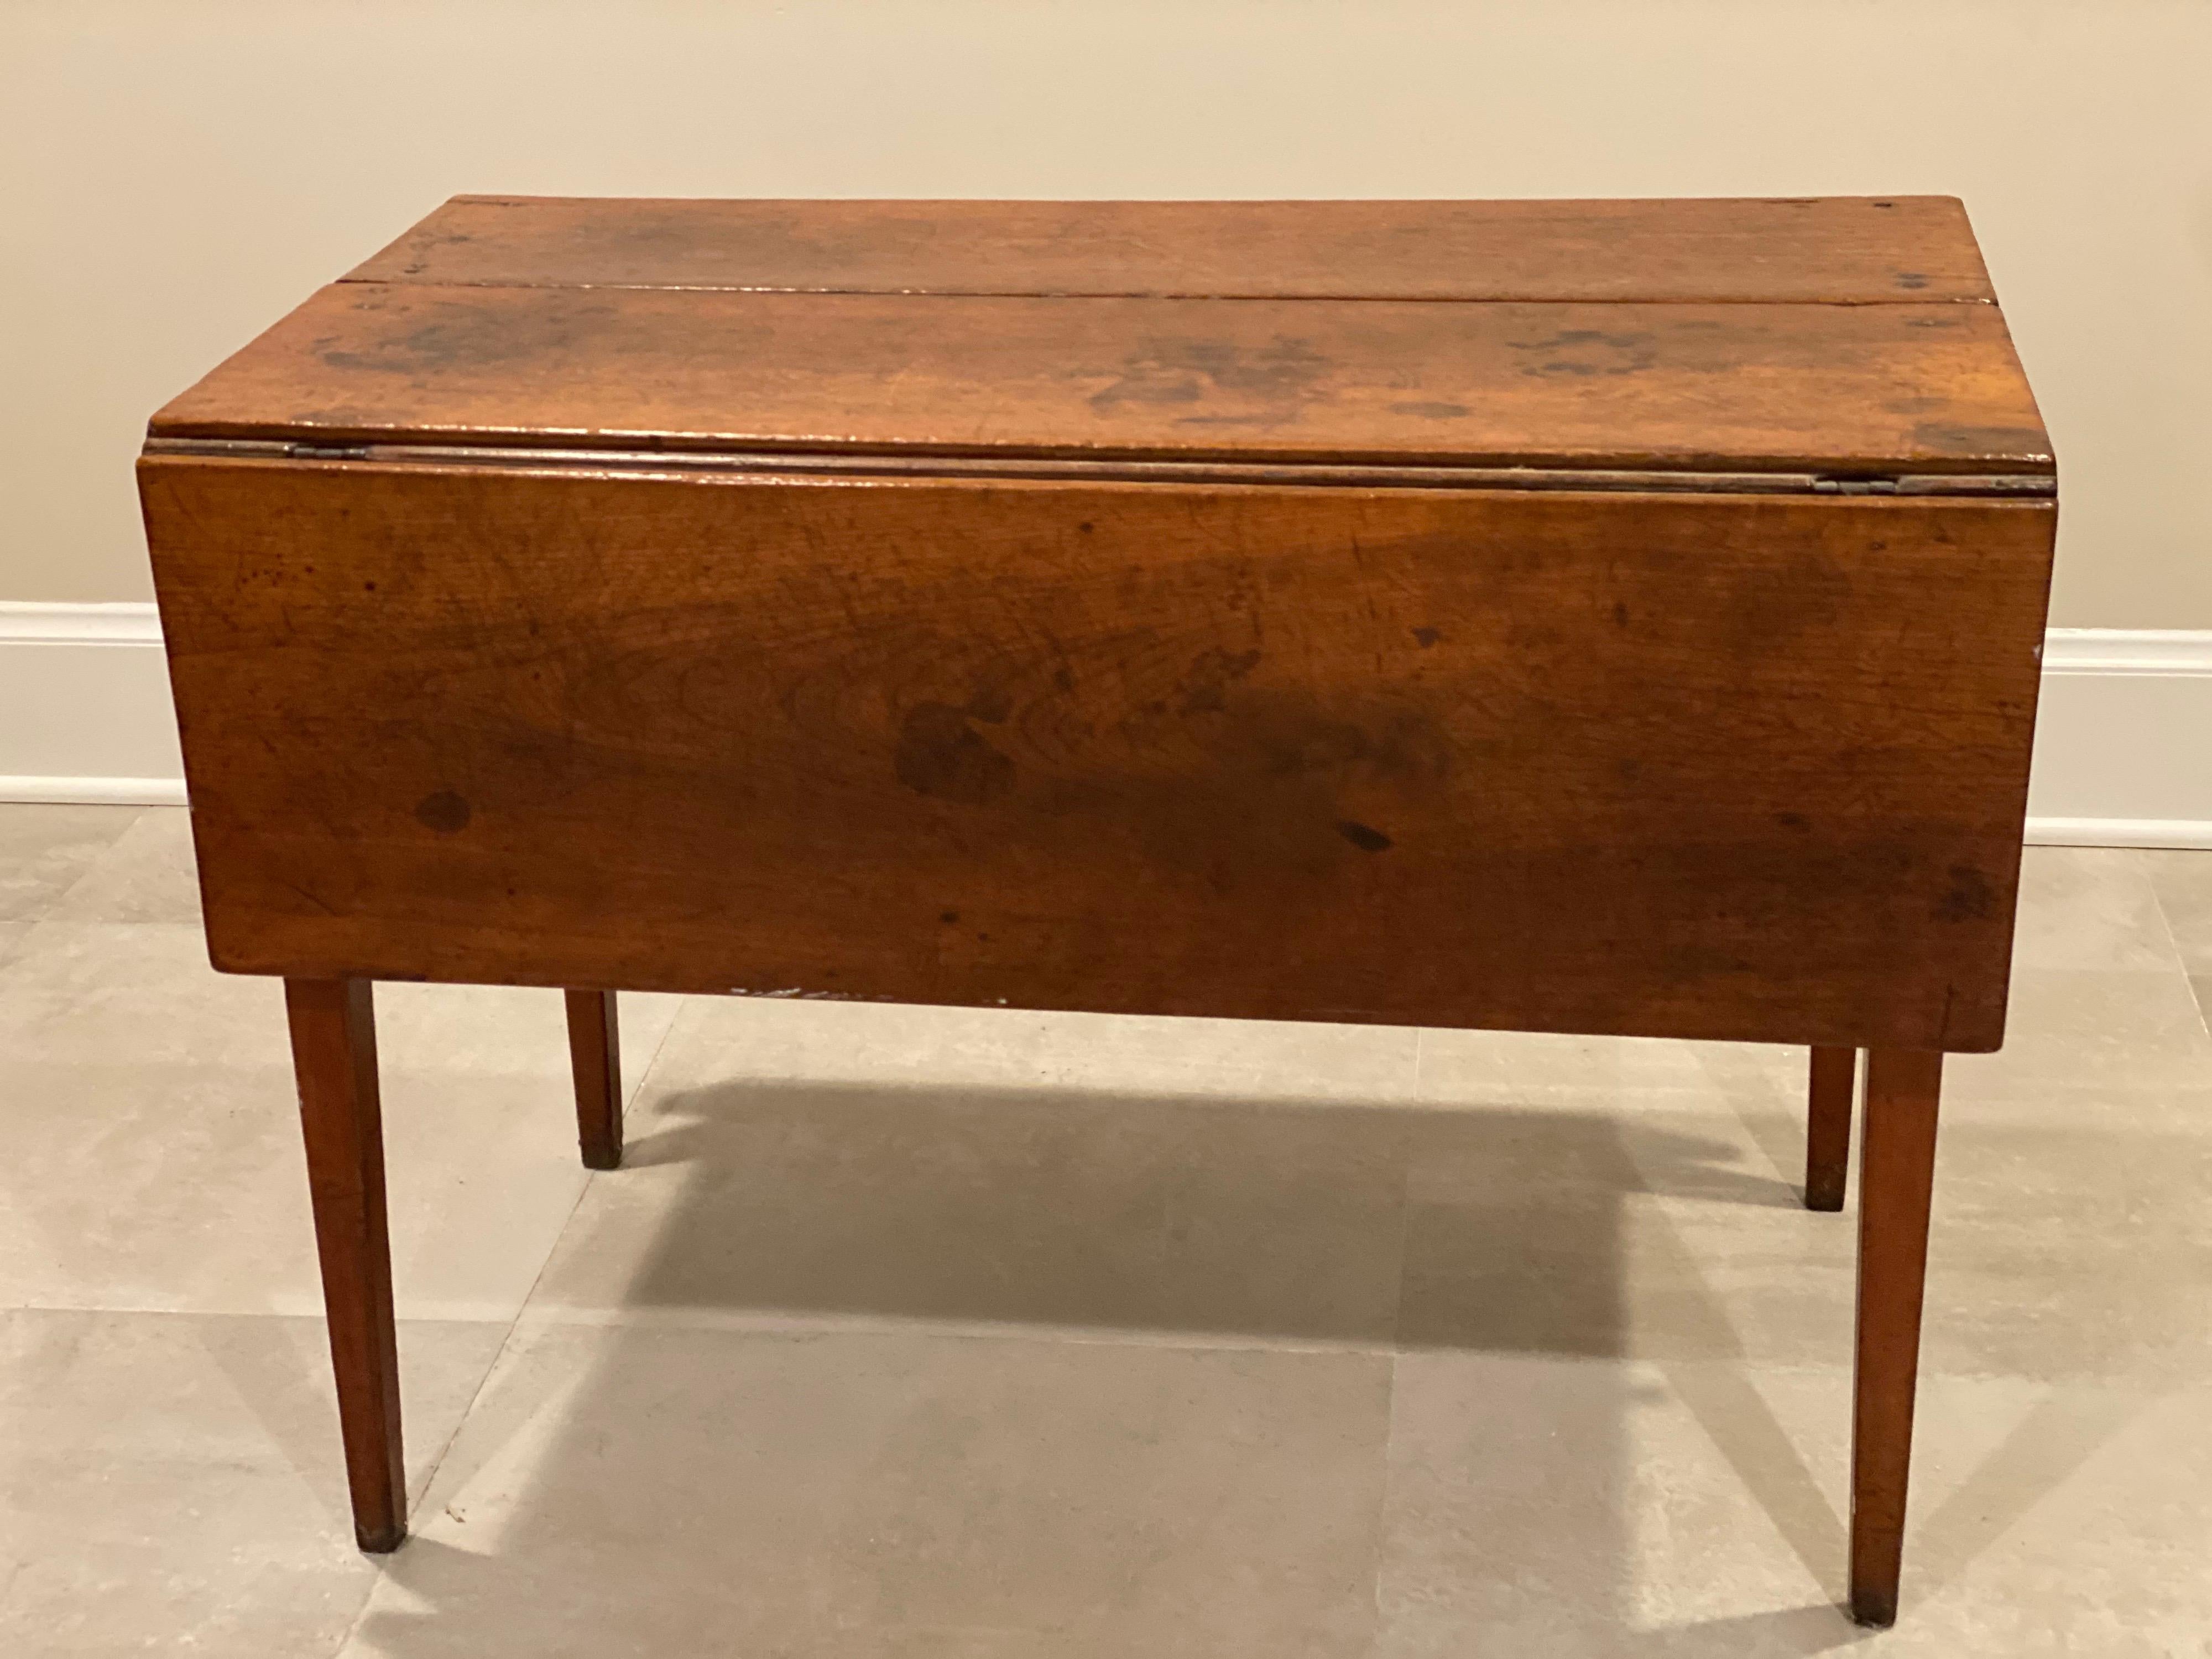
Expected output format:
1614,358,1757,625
1370,1342,1406,1645
2145,879,2212,1040
386,1147,607,1624
484,1305,2099,1385
392,993,702,1503
1378,1031,1423,1368
1385,1149,1415,1354
1381,1347,2168,1390
12,806,148,925
0,1296,514,1329
2138,850,2199,960
504,1301,1412,1358
620,991,692,1111
328,1553,390,1658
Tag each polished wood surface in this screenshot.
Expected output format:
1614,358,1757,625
143,197,2051,1621
1806,1045,1859,1211
1850,1048,1945,1627
150,284,2048,478
565,989,622,1170
283,977,404,1552
348,195,1997,304
142,460,2051,1050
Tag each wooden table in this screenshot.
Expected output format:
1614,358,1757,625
137,195,2056,1627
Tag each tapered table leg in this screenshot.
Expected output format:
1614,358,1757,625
285,977,405,1553
1805,1046,1858,1212
566,989,623,1170
1849,1047,1943,1627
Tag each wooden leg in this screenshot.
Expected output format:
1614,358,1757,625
284,977,405,1553
1849,1047,1943,1627
1805,1045,1858,1212
565,989,623,1170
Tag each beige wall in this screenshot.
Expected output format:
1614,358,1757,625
4,0,2207,624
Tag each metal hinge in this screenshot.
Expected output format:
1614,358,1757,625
286,442,372,461
1814,473,2056,498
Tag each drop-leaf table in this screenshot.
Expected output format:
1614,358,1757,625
138,194,2056,1628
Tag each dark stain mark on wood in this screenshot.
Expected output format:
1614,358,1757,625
320,297,621,375
1247,702,1451,784
1895,271,1930,290
1513,332,1655,354
966,685,1014,724
1912,421,2051,457
895,702,1016,805
1089,336,1329,412
1092,375,1200,408
1178,647,1263,714
1391,401,1470,420
1933,864,1995,922
1719,549,1851,652
1047,688,1452,885
1507,328,1656,380
290,404,384,429
1612,602,1630,628
414,790,471,833
1412,627,1442,649
939,910,959,923
1336,820,1394,853
1665,943,1758,977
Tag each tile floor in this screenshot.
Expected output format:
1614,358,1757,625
2,804,2208,1655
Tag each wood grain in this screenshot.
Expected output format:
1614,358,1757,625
1851,1047,1945,1626
1806,1045,1858,1211
148,283,2051,477
565,988,622,1170
143,458,2052,1050
138,195,2051,1615
346,195,1996,304
283,977,404,1552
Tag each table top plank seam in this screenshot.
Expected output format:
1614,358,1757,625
327,275,1997,307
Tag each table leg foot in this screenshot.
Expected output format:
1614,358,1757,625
1849,1585,1900,1630
1848,1047,1942,1627
566,989,623,1170
1804,1046,1857,1211
285,977,406,1554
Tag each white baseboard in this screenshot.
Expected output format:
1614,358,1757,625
2,604,2207,848
2025,630,2212,848
0,603,186,806
0,774,187,806
2023,817,2212,850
